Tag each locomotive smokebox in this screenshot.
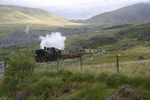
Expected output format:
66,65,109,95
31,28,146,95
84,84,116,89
44,47,46,50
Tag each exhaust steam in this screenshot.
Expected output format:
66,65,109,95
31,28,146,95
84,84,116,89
39,32,66,50
25,25,30,34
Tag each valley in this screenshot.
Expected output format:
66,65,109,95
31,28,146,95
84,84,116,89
0,2,150,100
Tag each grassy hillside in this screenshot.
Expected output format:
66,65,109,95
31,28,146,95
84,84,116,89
65,21,150,50
0,5,82,38
71,3,150,24
0,5,72,25
1,20,150,61
116,22,150,41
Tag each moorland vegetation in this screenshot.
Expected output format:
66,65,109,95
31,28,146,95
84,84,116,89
1,3,150,100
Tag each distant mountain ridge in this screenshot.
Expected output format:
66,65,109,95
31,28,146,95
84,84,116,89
71,3,150,24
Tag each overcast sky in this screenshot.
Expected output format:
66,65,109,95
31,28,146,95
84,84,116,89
0,0,150,20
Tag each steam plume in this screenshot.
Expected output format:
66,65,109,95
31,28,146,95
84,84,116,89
25,25,30,34
39,32,66,50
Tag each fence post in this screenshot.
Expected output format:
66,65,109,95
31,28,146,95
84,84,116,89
43,60,44,69
117,54,120,74
57,58,59,71
4,61,7,67
80,56,82,71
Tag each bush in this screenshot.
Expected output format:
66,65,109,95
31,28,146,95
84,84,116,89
58,70,72,82
4,49,36,79
41,70,58,77
16,75,40,91
15,90,29,100
74,83,107,100
117,74,129,85
95,72,108,82
107,84,143,100
67,72,85,82
0,91,3,98
31,77,54,99
61,83,71,93
26,96,41,100
3,76,19,92
128,77,143,88
105,74,118,88
0,77,4,97
83,72,95,82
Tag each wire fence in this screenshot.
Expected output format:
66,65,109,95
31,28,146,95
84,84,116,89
35,51,150,75
35,52,104,70
1,51,149,76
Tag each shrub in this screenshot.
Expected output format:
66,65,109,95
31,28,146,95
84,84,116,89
0,77,4,97
117,74,129,85
0,91,3,98
105,74,118,88
31,77,54,99
61,83,71,93
69,97,75,100
16,75,40,91
54,78,64,89
3,76,19,92
141,77,150,90
95,72,108,82
26,96,41,100
75,83,107,100
107,84,143,100
41,70,58,77
83,72,95,82
128,77,143,88
4,49,36,79
58,70,72,82
104,74,129,88
15,90,29,100
67,72,85,82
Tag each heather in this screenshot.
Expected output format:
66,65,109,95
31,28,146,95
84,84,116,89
0,69,150,100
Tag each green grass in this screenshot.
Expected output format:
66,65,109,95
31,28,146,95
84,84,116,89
1,45,150,99
1,68,150,99
85,45,150,65
74,83,107,100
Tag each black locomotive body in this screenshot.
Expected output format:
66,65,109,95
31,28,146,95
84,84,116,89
35,47,100,62
35,47,61,62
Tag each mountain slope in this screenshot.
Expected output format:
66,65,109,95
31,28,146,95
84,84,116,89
0,5,74,25
71,3,150,24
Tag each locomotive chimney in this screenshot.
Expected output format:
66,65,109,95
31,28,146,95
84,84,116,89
44,47,46,50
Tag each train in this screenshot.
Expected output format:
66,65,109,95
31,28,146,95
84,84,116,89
35,47,101,62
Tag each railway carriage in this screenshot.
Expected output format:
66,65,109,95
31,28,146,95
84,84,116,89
78,49,85,56
61,50,70,59
70,49,78,58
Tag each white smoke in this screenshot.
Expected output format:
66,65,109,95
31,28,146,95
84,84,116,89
39,32,66,50
25,25,30,34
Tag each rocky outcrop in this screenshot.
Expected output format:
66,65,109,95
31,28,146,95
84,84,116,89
0,26,100,49
135,56,147,61
77,36,118,48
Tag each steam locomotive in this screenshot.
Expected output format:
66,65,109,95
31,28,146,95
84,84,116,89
35,47,100,62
